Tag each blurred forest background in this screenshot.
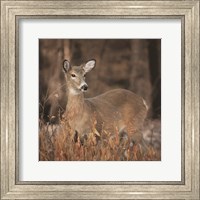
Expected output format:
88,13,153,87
39,39,161,123
39,39,161,160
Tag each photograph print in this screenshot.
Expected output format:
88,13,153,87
39,39,161,161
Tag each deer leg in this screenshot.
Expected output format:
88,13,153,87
73,130,89,146
80,133,88,145
73,130,78,143
130,129,149,155
119,127,129,147
131,130,143,144
118,127,130,160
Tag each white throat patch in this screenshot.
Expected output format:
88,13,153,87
68,88,81,95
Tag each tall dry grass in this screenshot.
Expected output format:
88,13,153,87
39,116,161,161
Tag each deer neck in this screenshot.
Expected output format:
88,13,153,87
66,90,85,118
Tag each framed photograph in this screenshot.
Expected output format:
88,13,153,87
1,0,199,199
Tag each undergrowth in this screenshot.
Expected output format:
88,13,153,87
39,117,161,161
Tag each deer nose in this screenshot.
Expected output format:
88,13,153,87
81,84,88,91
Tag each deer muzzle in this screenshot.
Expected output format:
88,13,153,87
80,84,88,91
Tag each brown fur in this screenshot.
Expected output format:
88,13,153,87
63,60,147,144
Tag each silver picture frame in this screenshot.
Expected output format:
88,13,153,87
1,0,199,199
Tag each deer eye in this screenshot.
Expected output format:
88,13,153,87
71,74,76,78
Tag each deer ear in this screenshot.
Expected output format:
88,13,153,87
83,59,96,73
63,60,71,73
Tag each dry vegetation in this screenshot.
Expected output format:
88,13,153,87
39,116,161,161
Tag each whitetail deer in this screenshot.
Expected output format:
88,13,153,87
63,59,148,145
